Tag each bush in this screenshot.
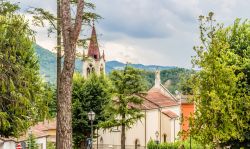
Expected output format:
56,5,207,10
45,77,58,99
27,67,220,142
147,139,180,149
147,138,207,149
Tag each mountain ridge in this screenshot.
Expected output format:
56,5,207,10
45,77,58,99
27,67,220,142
35,44,176,83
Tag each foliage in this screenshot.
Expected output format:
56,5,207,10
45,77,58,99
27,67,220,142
47,141,56,149
147,138,205,149
0,0,19,15
27,134,38,149
45,83,57,118
177,70,196,95
101,66,147,128
0,12,49,137
72,73,112,148
101,66,147,149
143,68,194,94
191,12,250,147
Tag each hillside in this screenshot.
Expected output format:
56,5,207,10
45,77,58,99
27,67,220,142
35,44,194,94
35,44,176,83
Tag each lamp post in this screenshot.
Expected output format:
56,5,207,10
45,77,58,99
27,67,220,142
88,110,96,149
155,131,159,144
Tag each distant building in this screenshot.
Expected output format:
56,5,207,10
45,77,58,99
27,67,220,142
0,119,56,149
95,70,181,149
180,95,195,139
82,23,105,78
0,138,16,149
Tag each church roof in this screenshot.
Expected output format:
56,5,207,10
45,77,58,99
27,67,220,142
145,88,179,107
162,110,178,119
87,24,100,60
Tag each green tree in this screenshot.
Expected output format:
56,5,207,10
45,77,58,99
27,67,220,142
72,73,112,149
27,134,39,149
191,12,250,147
101,66,147,149
0,0,19,15
177,70,195,95
0,11,49,137
47,141,56,149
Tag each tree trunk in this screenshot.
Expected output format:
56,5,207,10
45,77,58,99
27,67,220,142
56,0,61,148
57,0,84,149
121,114,126,149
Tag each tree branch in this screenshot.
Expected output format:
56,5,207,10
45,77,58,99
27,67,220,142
72,0,84,42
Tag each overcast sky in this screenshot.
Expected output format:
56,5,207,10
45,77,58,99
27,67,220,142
12,0,250,68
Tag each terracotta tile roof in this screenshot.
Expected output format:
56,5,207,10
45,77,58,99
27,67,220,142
128,97,159,110
145,89,179,107
17,118,56,141
162,110,178,119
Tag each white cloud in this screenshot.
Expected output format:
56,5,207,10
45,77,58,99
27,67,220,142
11,0,250,68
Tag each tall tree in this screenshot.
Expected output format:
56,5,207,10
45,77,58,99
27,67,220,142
57,0,84,148
0,5,49,137
72,73,112,149
191,12,250,147
101,66,147,149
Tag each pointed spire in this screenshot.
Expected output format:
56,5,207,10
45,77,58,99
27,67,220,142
87,21,100,60
155,68,161,87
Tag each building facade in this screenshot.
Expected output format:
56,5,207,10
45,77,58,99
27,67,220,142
95,70,181,149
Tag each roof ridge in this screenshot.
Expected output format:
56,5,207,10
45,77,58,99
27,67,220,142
160,84,178,101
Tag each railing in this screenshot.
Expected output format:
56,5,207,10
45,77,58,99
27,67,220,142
93,144,146,149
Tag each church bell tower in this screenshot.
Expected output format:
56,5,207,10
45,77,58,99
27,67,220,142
83,23,105,78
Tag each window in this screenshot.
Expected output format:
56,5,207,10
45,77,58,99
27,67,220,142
135,139,140,149
163,134,167,142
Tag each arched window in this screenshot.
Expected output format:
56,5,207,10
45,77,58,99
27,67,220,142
135,139,140,149
163,134,167,142
91,67,95,72
87,67,90,77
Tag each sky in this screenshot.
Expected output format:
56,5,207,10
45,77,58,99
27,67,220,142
12,0,250,68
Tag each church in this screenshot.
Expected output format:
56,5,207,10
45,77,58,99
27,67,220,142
83,24,194,149
82,23,105,77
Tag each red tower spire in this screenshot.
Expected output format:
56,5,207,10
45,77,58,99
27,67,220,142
87,23,100,60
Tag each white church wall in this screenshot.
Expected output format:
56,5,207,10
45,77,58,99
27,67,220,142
164,105,181,141
146,109,159,143
160,114,172,143
125,115,146,147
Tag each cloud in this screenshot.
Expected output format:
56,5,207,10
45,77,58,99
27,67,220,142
10,0,250,68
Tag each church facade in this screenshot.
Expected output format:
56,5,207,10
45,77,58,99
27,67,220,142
82,24,195,149
93,70,181,149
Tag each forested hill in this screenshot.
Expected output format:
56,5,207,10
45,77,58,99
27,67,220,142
35,44,192,93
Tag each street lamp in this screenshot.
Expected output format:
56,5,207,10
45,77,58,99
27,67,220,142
155,131,159,145
88,110,96,149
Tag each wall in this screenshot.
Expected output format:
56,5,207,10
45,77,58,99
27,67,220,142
160,114,171,142
162,105,181,141
1,141,16,149
36,137,47,149
181,104,194,132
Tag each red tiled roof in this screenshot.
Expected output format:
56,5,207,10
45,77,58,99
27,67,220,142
162,110,178,118
145,89,179,107
128,98,159,110
88,25,100,60
18,118,56,141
